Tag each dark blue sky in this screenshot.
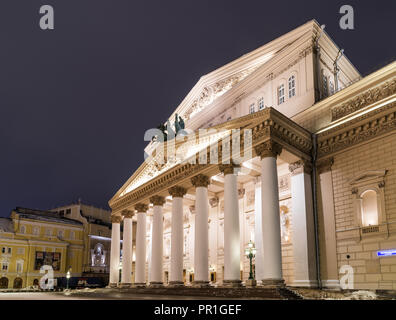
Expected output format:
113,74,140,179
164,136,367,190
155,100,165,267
0,0,395,216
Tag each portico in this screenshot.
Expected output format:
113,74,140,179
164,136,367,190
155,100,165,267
108,107,317,289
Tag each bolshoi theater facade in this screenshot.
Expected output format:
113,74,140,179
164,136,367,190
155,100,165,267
108,20,396,291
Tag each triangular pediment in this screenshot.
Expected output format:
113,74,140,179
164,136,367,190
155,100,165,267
349,170,387,186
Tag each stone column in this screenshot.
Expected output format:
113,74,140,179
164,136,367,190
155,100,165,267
288,160,318,287
168,186,187,286
121,209,134,287
255,141,284,286
289,160,318,287
254,178,264,282
191,174,210,286
149,195,165,287
317,158,340,289
134,203,148,287
219,164,242,287
109,215,122,287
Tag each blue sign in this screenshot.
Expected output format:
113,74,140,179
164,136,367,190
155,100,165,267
377,249,396,257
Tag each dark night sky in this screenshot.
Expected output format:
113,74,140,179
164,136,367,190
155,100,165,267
0,1,395,217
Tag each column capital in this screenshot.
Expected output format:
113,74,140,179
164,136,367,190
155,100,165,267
191,174,210,188
111,215,123,224
254,140,282,159
219,163,241,175
289,160,312,176
316,157,334,175
121,209,134,218
135,203,149,213
168,186,187,198
150,195,166,206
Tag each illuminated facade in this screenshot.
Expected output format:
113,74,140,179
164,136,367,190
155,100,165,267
0,207,84,289
108,20,396,290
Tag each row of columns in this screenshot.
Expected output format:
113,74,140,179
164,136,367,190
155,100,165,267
109,140,318,288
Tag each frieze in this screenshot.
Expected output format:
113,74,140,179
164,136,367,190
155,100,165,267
318,107,396,157
331,79,396,121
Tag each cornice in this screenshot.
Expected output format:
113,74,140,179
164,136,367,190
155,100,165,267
331,78,396,121
318,101,396,157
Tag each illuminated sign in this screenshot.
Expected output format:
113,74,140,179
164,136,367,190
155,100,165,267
377,249,396,257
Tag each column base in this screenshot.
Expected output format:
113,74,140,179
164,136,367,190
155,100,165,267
133,283,147,288
223,280,243,288
108,283,118,288
168,281,184,287
245,279,257,287
193,281,210,288
291,280,318,288
119,283,132,288
321,280,341,290
261,279,285,288
149,282,164,288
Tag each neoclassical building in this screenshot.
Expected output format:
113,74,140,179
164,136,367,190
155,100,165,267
108,20,396,290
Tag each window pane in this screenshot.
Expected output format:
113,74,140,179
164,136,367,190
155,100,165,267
361,190,379,226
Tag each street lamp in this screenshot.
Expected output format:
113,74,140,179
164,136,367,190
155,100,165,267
118,261,122,284
66,270,71,290
245,240,256,286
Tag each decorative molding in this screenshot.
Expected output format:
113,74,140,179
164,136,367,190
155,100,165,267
168,186,187,198
189,205,195,214
331,79,396,121
218,163,240,175
318,103,396,157
110,215,122,224
149,195,166,206
238,188,245,199
316,157,334,175
191,174,210,188
121,209,134,218
289,160,312,175
209,197,219,208
135,203,149,213
254,140,282,159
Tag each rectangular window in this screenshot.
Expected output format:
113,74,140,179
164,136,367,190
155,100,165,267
1,247,5,254
288,76,296,98
70,231,75,240
2,263,8,271
7,248,11,254
258,97,264,110
249,103,255,114
66,209,71,214
33,227,40,235
45,229,52,236
17,248,25,255
278,85,285,105
322,75,328,97
16,261,23,273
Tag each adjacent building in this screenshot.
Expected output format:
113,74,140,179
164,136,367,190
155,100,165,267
108,20,396,291
0,203,112,289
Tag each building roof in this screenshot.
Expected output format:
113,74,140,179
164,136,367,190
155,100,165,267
14,207,83,226
0,218,13,233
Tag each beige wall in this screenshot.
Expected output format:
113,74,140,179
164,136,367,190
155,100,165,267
331,133,396,290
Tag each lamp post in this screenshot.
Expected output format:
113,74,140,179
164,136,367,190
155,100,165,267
244,240,256,287
118,261,122,285
66,270,71,290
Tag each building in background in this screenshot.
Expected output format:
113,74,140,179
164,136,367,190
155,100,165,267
0,202,112,289
0,207,84,289
50,201,113,283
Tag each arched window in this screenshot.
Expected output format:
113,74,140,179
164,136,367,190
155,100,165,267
288,75,296,98
258,97,264,110
20,225,26,234
278,84,285,105
361,190,379,227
